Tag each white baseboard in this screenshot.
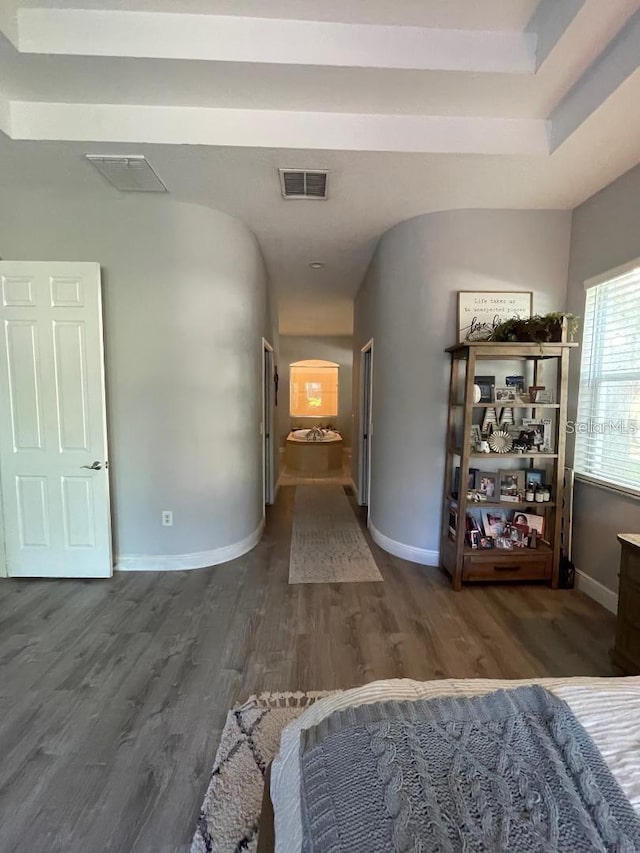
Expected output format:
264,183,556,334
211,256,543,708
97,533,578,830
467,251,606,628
368,520,439,567
116,520,264,572
574,569,618,614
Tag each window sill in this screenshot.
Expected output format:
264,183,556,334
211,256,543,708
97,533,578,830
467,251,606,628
574,473,640,502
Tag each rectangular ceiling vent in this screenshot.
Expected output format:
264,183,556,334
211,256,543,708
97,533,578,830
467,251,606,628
279,169,328,200
86,155,167,192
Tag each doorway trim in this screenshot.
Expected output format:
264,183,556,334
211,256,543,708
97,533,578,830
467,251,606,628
358,338,374,513
262,338,275,512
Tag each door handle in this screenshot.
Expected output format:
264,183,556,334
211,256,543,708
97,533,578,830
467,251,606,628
81,461,103,471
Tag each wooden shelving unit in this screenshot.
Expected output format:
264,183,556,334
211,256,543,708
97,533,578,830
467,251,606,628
440,340,577,590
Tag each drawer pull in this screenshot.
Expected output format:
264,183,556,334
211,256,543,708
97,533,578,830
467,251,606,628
495,565,521,572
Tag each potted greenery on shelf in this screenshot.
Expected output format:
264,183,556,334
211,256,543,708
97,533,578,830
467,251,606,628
489,312,579,343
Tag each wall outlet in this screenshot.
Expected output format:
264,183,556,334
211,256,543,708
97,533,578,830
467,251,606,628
161,510,173,527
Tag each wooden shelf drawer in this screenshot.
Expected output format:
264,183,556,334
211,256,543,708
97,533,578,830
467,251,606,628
462,552,552,583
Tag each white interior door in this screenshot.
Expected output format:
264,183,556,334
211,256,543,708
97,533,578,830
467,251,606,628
0,262,112,578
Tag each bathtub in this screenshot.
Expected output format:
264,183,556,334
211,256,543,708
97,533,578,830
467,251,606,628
285,429,343,473
288,429,342,443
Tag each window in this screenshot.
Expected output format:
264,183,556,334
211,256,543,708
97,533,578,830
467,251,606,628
290,360,338,418
574,263,640,495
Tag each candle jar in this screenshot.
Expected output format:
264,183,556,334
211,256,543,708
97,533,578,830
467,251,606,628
525,489,535,502
535,489,544,503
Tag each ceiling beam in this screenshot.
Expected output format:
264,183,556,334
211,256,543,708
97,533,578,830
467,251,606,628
9,101,550,155
16,9,537,74
526,0,586,69
0,92,10,136
0,2,19,47
550,10,640,150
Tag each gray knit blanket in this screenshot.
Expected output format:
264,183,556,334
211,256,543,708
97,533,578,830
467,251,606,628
299,686,640,852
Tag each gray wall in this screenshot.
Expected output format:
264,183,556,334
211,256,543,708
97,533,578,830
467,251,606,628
0,190,269,564
277,335,353,447
353,209,572,558
566,162,640,595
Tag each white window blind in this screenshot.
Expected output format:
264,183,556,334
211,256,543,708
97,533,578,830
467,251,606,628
574,265,640,495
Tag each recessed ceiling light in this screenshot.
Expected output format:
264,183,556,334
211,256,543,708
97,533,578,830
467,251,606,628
309,262,325,269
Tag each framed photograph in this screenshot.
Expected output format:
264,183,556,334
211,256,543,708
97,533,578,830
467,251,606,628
453,466,478,497
504,522,529,548
457,291,533,342
505,375,525,394
507,424,537,452
522,512,544,537
534,389,554,404
525,468,545,489
470,425,482,449
522,418,552,452
478,535,493,550
499,469,525,502
495,536,514,550
477,471,497,499
474,375,495,403
494,386,517,403
481,508,508,538
469,530,479,550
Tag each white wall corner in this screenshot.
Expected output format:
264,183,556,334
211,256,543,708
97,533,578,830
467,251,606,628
368,519,440,567
574,569,618,614
115,519,264,572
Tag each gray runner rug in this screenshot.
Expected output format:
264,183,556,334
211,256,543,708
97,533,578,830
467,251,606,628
289,484,383,583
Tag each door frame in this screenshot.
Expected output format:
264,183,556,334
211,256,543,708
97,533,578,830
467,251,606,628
358,338,374,512
262,338,275,510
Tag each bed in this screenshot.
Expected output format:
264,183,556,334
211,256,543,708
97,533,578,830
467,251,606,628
261,676,640,852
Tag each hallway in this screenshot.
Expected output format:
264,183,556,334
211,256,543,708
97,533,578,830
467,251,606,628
0,485,617,853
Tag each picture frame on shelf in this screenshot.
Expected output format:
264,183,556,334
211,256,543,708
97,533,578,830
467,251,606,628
534,389,554,404
505,375,525,394
499,469,525,502
495,536,514,550
474,375,495,403
521,512,545,537
504,524,529,548
525,468,546,490
522,417,552,452
478,535,493,550
481,508,508,538
477,471,497,499
453,466,478,497
494,386,517,403
507,424,538,452
470,425,482,449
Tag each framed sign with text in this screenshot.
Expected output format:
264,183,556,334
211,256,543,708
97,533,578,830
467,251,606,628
457,291,532,342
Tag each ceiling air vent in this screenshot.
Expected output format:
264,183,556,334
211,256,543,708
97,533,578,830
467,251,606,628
279,169,328,200
86,155,167,192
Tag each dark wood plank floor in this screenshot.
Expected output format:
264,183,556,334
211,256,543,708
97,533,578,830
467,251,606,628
0,485,616,852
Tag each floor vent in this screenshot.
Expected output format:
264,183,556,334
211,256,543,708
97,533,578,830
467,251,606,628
86,155,167,192
279,169,328,200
